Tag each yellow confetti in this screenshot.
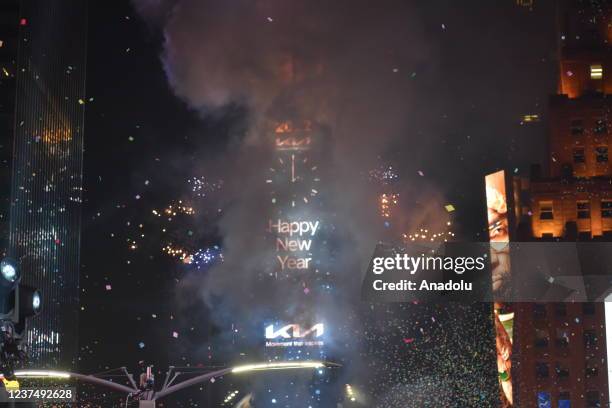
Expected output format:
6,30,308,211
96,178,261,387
445,204,455,212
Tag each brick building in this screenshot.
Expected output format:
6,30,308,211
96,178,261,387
509,1,612,406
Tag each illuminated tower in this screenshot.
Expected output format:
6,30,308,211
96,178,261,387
8,0,87,368
258,118,337,407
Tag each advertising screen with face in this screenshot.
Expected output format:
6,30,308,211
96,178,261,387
486,170,514,407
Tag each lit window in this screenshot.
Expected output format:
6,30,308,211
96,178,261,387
537,392,551,407
539,202,554,220
590,64,603,79
602,200,612,218
577,201,590,219
573,147,585,163
558,392,571,408
595,146,608,162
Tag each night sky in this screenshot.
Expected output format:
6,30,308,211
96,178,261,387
76,1,559,406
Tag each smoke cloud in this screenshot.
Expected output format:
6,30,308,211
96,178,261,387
133,0,555,405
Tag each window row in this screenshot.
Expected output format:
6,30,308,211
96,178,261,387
534,328,599,348
570,117,607,136
533,303,596,317
572,146,609,163
537,390,600,407
539,200,612,220
535,361,600,379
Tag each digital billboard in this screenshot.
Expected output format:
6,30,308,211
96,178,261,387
485,170,514,407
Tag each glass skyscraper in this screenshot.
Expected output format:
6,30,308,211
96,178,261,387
0,1,20,256
8,0,87,369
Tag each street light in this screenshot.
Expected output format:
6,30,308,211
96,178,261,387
0,257,42,379
231,361,325,374
18,286,41,317
13,370,70,379
32,291,41,311
156,360,329,400
0,259,19,285
12,361,336,406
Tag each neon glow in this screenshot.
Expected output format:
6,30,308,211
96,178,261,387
14,370,71,379
231,361,325,374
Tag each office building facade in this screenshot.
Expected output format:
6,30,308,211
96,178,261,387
0,1,20,256
8,0,87,368
508,1,612,406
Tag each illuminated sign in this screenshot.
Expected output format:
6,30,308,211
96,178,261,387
275,136,311,151
273,120,313,150
269,219,320,237
266,323,324,339
270,219,319,271
265,323,325,348
274,120,312,134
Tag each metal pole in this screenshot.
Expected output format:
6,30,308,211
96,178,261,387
153,367,232,400
67,372,138,394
